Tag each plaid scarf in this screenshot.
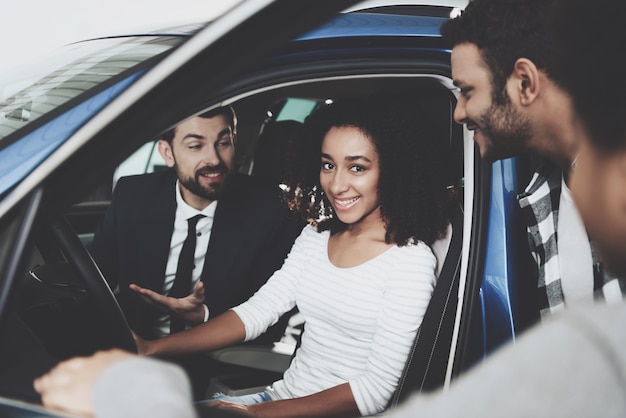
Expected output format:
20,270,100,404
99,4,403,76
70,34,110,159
517,162,625,319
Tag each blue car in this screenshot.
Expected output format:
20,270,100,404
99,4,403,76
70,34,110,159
0,1,539,415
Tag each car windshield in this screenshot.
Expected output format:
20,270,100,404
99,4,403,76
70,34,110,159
0,35,184,144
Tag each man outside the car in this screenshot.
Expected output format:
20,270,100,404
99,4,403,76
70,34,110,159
440,0,625,322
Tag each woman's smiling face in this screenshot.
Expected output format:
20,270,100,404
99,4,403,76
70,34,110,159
320,126,382,228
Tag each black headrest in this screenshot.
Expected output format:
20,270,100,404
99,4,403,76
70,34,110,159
252,120,303,184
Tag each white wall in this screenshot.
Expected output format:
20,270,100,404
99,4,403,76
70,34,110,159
0,0,240,75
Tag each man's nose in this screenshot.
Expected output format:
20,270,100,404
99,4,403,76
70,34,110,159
201,146,221,166
453,98,467,125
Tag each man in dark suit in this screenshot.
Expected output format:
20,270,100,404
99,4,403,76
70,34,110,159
89,106,302,396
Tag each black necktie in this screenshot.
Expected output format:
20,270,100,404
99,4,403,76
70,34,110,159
169,214,205,333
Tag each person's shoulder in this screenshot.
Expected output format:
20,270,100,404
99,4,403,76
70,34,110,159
390,240,437,270
520,158,562,197
116,170,176,190
301,223,327,239
111,171,176,207
395,240,435,256
290,224,328,253
388,244,437,292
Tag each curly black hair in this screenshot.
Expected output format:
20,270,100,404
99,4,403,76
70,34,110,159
440,0,560,105
283,96,450,247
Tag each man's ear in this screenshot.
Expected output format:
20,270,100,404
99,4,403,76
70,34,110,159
157,139,176,168
510,58,540,106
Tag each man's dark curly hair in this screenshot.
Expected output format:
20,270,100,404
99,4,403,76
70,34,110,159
283,96,450,247
160,105,237,144
440,0,559,105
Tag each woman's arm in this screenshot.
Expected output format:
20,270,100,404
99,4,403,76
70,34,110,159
213,383,360,418
138,310,245,357
138,226,313,358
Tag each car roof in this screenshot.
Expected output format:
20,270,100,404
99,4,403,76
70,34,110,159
299,12,447,40
346,0,468,10
76,4,455,44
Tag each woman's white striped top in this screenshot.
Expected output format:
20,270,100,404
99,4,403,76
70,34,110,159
232,224,436,416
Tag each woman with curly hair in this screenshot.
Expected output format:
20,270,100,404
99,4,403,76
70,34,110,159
130,96,449,417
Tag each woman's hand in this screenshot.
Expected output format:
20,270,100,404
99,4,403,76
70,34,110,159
205,400,257,417
131,310,247,359
132,330,149,355
130,281,206,325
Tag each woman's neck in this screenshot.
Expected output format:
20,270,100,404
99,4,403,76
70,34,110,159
343,207,387,242
329,210,394,268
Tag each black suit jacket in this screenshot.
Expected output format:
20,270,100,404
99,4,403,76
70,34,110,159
90,170,303,338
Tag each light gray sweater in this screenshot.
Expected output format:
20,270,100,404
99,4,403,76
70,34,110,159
395,303,626,417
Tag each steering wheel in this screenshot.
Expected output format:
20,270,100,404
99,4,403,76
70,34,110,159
49,216,137,353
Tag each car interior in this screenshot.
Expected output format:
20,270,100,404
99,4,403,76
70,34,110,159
0,72,466,414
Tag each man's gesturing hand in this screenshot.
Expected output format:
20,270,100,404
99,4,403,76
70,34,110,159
130,281,207,325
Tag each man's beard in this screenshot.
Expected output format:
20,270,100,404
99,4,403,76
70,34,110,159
176,164,231,201
478,98,533,162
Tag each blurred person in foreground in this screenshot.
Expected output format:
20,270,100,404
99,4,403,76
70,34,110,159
395,0,626,416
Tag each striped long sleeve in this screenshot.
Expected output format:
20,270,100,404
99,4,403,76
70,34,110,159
232,225,436,415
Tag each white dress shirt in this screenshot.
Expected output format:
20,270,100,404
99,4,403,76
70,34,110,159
153,180,217,337
558,177,593,306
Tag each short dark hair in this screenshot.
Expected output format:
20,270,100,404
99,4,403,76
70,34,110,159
283,96,450,246
551,0,626,151
160,105,237,144
441,0,559,103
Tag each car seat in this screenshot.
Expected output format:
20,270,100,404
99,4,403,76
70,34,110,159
251,119,303,185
